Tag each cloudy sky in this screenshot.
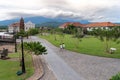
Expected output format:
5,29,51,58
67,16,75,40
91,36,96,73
0,0,120,22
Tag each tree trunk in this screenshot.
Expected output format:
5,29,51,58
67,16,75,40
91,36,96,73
105,38,109,53
54,35,57,41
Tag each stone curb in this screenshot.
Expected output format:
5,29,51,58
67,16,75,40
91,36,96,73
26,55,45,80
37,55,45,80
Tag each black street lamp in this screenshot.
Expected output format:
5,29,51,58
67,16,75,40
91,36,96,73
14,34,17,52
13,29,17,52
20,36,26,73
13,28,17,52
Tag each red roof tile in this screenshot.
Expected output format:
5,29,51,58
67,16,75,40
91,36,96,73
10,22,20,27
84,22,116,27
115,24,120,26
59,22,84,28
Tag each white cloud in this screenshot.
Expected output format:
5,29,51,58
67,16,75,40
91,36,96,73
0,0,120,22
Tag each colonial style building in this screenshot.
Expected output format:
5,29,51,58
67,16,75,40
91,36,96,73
59,22,119,31
24,21,35,31
84,22,117,31
8,22,20,33
8,18,35,33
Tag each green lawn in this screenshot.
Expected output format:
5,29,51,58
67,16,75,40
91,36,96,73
0,52,34,80
38,34,120,58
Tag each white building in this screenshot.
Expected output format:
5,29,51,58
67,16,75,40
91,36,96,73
8,22,20,33
84,22,116,31
24,21,35,31
8,21,35,33
0,32,13,39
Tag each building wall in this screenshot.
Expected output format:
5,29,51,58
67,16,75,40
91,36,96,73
8,26,13,33
8,21,35,32
8,26,19,33
86,26,110,31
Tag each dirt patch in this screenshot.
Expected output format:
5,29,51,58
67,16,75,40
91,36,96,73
0,43,15,53
0,57,19,61
7,57,20,61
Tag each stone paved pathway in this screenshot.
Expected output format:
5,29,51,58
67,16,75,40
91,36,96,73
32,36,120,80
31,36,85,80
24,36,120,80
43,39,120,80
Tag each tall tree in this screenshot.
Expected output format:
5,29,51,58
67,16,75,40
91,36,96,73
73,27,83,48
91,27,120,53
63,24,77,34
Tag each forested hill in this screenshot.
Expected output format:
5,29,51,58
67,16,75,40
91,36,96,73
36,22,64,28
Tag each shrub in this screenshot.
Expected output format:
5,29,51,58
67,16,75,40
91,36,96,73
28,28,39,35
23,42,47,55
110,72,120,80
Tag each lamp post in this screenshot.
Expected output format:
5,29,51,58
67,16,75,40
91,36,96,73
13,30,17,52
20,36,26,73
14,33,17,52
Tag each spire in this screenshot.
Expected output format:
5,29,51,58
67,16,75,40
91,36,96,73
20,17,24,30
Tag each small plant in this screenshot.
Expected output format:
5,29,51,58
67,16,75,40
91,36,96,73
110,72,120,80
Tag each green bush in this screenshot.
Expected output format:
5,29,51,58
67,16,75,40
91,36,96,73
28,28,39,35
110,72,120,80
15,30,27,38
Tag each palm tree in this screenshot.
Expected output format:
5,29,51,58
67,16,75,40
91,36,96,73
23,42,47,55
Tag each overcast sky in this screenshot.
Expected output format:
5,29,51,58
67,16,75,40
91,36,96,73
0,0,120,22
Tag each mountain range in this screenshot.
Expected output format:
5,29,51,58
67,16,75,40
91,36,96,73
0,16,89,27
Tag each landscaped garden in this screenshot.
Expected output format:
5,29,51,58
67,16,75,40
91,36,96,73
0,52,34,80
39,34,120,58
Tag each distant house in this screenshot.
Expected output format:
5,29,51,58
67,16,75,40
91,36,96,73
84,22,117,31
8,21,35,33
59,22,84,29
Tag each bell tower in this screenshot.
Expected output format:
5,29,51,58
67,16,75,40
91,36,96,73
20,17,24,31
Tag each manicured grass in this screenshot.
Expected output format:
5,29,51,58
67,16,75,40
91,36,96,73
0,52,34,80
38,34,120,58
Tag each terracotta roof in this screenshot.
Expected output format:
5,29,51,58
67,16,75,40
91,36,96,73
115,24,120,26
71,22,84,27
59,22,71,28
10,22,20,27
59,22,84,28
84,22,116,27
